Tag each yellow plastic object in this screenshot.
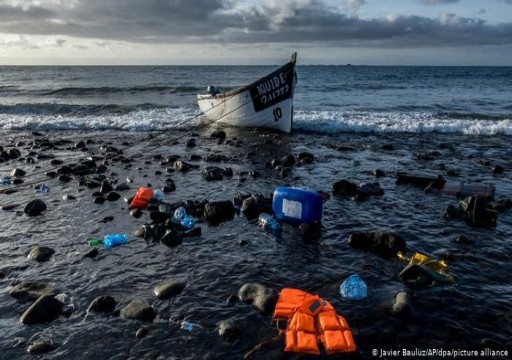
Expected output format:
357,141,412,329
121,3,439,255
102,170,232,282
397,252,453,281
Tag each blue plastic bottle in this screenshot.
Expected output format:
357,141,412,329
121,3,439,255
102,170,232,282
180,321,204,331
180,215,195,229
172,207,186,224
153,189,164,201
340,274,367,300
35,183,50,193
258,213,282,234
0,176,11,186
103,234,128,248
272,187,323,225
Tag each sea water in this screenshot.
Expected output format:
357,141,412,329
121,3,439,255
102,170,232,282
0,65,511,359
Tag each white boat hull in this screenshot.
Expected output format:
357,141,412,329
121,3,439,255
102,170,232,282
197,53,296,133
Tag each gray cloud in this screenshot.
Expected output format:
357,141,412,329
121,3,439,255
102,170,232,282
0,0,511,48
0,0,227,41
420,0,460,4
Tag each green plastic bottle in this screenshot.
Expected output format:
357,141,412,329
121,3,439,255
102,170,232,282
87,238,103,247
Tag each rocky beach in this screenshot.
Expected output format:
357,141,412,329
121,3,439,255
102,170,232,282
0,127,511,359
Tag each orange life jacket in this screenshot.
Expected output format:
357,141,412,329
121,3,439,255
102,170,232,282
130,187,153,209
273,288,356,355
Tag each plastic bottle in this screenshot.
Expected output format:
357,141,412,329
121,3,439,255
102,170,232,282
35,183,50,193
88,238,102,247
0,177,11,186
340,274,367,300
258,213,282,234
180,214,195,229
172,207,187,224
153,189,164,201
103,234,128,249
180,321,204,332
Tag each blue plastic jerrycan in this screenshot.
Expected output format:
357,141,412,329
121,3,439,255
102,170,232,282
272,186,323,226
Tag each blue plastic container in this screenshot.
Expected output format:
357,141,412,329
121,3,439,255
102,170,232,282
258,213,282,235
103,234,128,249
272,186,323,225
340,274,367,300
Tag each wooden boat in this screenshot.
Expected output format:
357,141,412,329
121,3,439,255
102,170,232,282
197,52,297,133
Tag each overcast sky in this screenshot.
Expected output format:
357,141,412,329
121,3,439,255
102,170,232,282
0,0,511,65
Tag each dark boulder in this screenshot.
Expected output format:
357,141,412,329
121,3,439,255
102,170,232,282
373,169,385,177
204,153,224,162
452,234,474,245
493,198,512,212
173,160,199,172
50,159,64,166
83,248,99,258
238,283,278,315
115,183,130,191
183,227,202,238
210,130,227,140
160,229,183,247
348,231,406,258
100,180,113,194
11,168,26,177
163,181,176,193
20,295,64,325
120,300,156,322
136,327,149,339
58,174,73,183
241,195,272,220
2,204,19,211
27,245,55,262
201,166,224,181
357,182,384,196
73,164,92,176
217,319,242,343
23,199,47,216
58,165,73,175
27,340,58,355
153,280,186,300
297,152,314,162
9,281,56,301
492,165,504,174
87,295,116,314
8,148,22,159
130,208,143,218
281,154,296,167
204,201,235,225
332,179,358,196
150,211,170,224
93,196,106,204
106,191,121,201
